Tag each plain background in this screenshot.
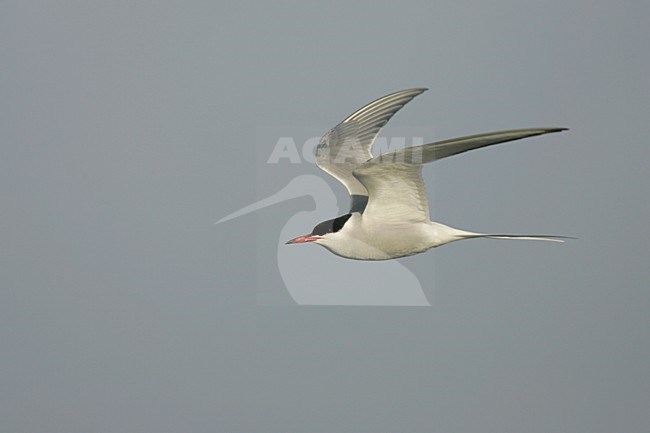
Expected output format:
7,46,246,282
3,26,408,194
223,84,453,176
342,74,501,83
2,1,649,432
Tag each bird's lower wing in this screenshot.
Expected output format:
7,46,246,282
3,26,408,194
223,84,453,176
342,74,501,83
374,128,567,164
352,163,430,223
353,127,568,224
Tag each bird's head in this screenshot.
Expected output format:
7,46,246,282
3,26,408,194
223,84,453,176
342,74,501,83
285,213,352,245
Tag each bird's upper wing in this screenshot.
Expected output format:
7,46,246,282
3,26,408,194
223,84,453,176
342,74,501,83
353,128,567,223
315,88,427,199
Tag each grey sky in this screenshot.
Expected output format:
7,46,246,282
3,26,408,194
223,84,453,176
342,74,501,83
2,1,649,432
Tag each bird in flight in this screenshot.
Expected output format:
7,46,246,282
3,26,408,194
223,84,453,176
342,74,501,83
286,88,570,260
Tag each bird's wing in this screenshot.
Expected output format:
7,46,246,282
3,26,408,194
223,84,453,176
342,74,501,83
315,88,427,200
353,128,567,223
372,128,567,165
353,162,430,223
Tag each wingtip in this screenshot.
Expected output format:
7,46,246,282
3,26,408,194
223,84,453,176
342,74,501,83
398,87,428,95
394,87,428,96
530,127,569,136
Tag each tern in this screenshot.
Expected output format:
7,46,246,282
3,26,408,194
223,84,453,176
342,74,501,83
285,88,570,260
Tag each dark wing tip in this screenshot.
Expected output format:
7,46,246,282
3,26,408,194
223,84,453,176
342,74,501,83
384,87,428,97
410,87,429,95
522,127,569,137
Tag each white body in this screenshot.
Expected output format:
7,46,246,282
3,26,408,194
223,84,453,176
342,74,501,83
316,214,467,260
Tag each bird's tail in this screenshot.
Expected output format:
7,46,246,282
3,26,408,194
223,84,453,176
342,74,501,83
459,234,574,243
